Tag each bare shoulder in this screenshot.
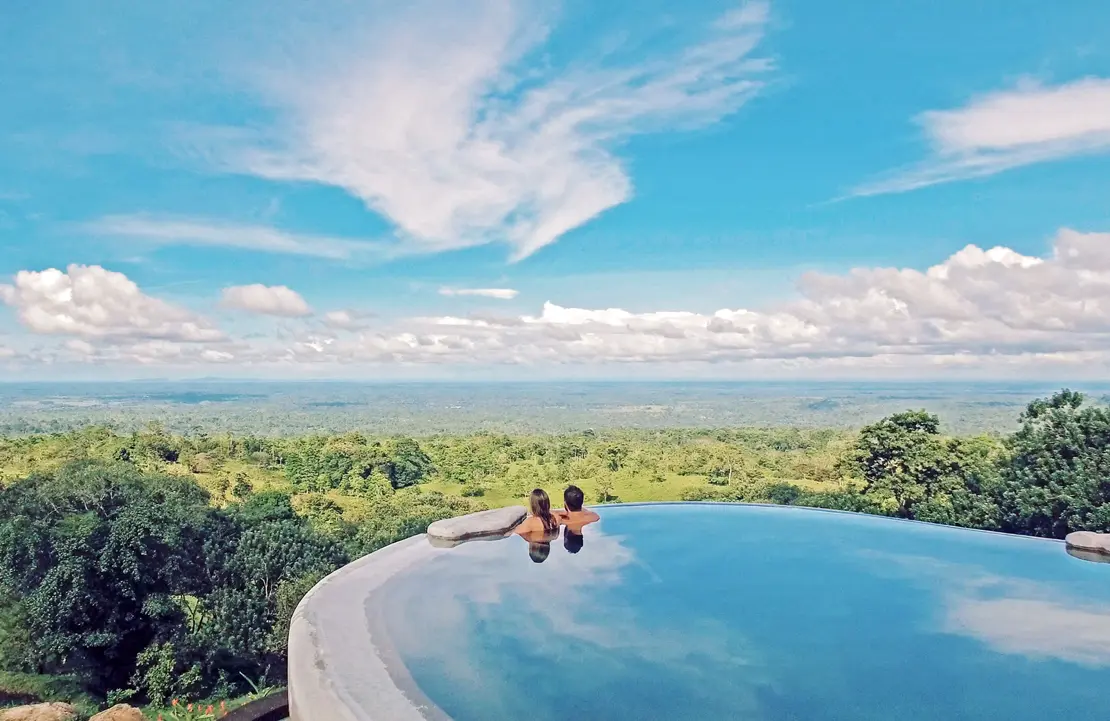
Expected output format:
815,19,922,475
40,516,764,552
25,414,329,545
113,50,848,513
514,516,538,535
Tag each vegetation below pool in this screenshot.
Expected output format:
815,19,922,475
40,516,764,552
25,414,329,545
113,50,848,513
0,388,1107,717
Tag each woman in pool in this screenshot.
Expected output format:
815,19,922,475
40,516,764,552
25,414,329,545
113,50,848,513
514,488,562,538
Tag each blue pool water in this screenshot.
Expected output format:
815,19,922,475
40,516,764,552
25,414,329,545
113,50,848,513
372,504,1110,720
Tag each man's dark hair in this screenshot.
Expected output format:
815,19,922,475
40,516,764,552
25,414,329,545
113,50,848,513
564,484,585,512
564,528,583,554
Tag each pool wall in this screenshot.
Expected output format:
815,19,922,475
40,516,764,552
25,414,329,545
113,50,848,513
288,534,437,721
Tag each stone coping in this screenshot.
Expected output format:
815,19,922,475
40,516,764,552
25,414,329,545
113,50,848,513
1065,531,1110,559
426,505,527,547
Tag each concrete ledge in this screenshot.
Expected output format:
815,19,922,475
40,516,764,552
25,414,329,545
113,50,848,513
1065,531,1110,559
288,535,440,721
427,505,526,545
288,507,529,720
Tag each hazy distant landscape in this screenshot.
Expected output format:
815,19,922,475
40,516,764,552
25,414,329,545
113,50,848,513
4,380,1108,436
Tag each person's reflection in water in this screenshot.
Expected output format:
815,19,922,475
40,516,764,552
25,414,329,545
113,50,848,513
563,528,584,554
527,528,559,563
528,541,551,563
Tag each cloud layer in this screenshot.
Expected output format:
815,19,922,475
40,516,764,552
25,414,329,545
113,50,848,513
852,77,1110,196
202,0,772,258
6,228,1110,375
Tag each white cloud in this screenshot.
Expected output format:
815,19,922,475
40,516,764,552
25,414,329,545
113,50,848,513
322,309,374,330
221,284,313,317
84,214,381,260
198,0,772,259
0,265,223,342
0,346,15,359
12,226,1110,375
851,77,1110,196
439,287,519,300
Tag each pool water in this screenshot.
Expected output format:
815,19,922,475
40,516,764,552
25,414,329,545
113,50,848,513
371,504,1110,721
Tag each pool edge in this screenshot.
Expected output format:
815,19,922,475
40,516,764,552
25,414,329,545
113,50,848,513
288,534,438,721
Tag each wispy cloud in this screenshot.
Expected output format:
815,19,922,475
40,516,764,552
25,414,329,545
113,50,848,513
194,0,773,260
84,214,382,260
850,77,1110,197
439,287,519,300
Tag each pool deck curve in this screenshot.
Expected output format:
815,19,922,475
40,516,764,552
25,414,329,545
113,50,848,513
288,533,437,721
288,506,529,721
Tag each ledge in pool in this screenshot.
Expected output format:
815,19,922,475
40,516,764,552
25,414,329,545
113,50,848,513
285,502,1082,721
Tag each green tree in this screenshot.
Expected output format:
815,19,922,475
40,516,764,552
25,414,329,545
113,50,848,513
912,435,1004,530
844,410,948,518
0,462,214,694
997,390,1110,537
382,438,434,489
231,473,253,500
200,501,346,666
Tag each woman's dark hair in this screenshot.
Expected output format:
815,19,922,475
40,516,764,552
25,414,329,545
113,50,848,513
564,485,585,512
529,488,559,533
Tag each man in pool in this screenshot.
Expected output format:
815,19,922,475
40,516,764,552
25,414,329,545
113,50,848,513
558,485,599,532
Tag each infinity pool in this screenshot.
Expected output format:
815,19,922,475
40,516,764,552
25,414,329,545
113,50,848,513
366,504,1110,721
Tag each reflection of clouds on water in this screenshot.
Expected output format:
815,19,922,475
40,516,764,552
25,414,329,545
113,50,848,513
377,526,765,719
859,550,1110,667
945,597,1110,666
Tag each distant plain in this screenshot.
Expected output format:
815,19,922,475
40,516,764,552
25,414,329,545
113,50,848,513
3,380,1107,436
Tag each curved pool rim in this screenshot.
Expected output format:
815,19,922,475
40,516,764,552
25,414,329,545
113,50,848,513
286,501,1067,721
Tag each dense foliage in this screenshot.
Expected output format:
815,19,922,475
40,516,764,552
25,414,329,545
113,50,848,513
0,431,477,714
0,389,1107,715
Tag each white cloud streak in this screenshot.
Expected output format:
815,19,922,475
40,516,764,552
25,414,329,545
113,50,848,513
221,284,313,317
439,287,519,299
85,214,381,261
197,0,772,259
851,77,1110,197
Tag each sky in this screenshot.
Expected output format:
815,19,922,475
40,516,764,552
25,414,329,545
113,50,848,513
2,0,1109,380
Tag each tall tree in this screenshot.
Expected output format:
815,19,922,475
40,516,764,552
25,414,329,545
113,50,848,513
998,390,1110,537
844,410,947,518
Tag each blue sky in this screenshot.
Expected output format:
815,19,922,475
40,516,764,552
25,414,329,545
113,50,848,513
2,0,1109,379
